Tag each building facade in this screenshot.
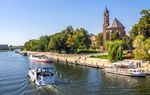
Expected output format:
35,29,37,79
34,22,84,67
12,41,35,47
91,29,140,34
0,44,9,50
103,8,126,43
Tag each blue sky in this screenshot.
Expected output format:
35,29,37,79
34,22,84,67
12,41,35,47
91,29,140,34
0,0,149,45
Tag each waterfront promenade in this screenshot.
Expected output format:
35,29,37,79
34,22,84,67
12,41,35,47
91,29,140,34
26,51,110,69
25,51,150,71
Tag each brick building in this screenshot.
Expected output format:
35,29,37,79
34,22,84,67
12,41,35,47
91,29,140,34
103,8,126,43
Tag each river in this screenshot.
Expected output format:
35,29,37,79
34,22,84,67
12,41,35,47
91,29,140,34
0,51,150,95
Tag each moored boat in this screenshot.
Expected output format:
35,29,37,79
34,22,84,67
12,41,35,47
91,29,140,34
29,54,54,63
104,61,146,77
28,67,55,86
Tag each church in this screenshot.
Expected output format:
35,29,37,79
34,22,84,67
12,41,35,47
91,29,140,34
103,8,126,43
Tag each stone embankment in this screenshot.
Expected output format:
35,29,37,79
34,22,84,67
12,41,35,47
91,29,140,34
26,51,110,69
25,51,150,70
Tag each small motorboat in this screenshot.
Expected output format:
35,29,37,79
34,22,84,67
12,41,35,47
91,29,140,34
29,54,54,63
28,67,55,86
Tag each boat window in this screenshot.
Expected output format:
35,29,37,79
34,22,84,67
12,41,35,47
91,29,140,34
134,70,136,72
31,71,34,75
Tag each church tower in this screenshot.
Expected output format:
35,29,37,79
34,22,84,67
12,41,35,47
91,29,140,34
103,7,109,43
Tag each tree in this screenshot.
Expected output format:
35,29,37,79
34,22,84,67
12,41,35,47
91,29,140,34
67,28,91,53
131,9,150,38
23,39,39,51
133,35,150,60
105,40,123,62
111,31,121,41
38,35,50,52
96,33,103,49
23,26,91,54
133,35,144,48
122,35,133,50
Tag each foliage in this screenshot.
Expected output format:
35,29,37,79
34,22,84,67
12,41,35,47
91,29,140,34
95,33,103,49
24,39,39,51
105,40,123,62
38,36,50,52
130,9,150,60
23,26,91,54
131,9,150,38
77,48,98,54
122,35,133,50
133,35,150,60
110,31,121,41
133,34,144,48
90,54,108,59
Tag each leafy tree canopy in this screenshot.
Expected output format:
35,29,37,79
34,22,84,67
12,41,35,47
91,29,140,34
131,9,150,38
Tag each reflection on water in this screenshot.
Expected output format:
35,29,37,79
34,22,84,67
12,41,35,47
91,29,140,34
54,62,88,81
0,51,150,95
102,72,150,95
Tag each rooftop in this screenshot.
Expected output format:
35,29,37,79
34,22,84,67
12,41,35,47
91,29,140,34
108,18,125,28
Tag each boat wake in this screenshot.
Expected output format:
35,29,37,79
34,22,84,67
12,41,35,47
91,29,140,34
38,85,58,92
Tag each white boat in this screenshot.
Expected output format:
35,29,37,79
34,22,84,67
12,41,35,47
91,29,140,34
104,61,146,77
28,67,55,86
29,54,53,63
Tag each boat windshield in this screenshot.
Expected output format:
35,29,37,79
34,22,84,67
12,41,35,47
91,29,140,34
37,67,53,73
37,68,54,77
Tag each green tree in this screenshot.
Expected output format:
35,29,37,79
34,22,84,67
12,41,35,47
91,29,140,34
96,33,103,49
67,28,91,53
23,39,39,51
36,35,50,52
122,35,133,50
111,31,121,41
133,35,150,60
131,9,150,38
105,40,123,62
133,35,144,48
23,26,91,54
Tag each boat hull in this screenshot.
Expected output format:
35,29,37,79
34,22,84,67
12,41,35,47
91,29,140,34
105,69,146,77
28,69,54,86
29,56,54,63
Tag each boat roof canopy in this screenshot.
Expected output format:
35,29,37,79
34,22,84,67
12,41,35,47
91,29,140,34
113,61,133,66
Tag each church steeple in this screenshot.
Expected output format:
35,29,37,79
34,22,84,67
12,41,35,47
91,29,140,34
104,6,109,13
103,7,109,43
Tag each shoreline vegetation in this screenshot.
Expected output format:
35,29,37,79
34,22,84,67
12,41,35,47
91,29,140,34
22,9,150,70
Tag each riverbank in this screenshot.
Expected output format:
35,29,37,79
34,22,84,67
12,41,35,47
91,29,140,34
24,51,150,71
3,51,150,95
26,51,110,69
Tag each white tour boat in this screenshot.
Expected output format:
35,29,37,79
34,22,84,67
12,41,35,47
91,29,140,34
104,61,146,77
29,54,54,63
28,67,55,86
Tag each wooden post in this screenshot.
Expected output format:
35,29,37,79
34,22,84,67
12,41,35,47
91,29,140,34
75,60,77,65
57,57,59,62
96,62,98,68
65,58,68,64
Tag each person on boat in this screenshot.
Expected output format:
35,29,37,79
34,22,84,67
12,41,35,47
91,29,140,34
136,62,139,68
139,62,141,68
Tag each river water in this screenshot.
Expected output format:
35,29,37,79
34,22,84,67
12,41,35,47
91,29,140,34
0,51,150,95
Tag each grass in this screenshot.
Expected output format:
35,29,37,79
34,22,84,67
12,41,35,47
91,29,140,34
77,48,99,54
90,54,108,59
90,54,134,60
